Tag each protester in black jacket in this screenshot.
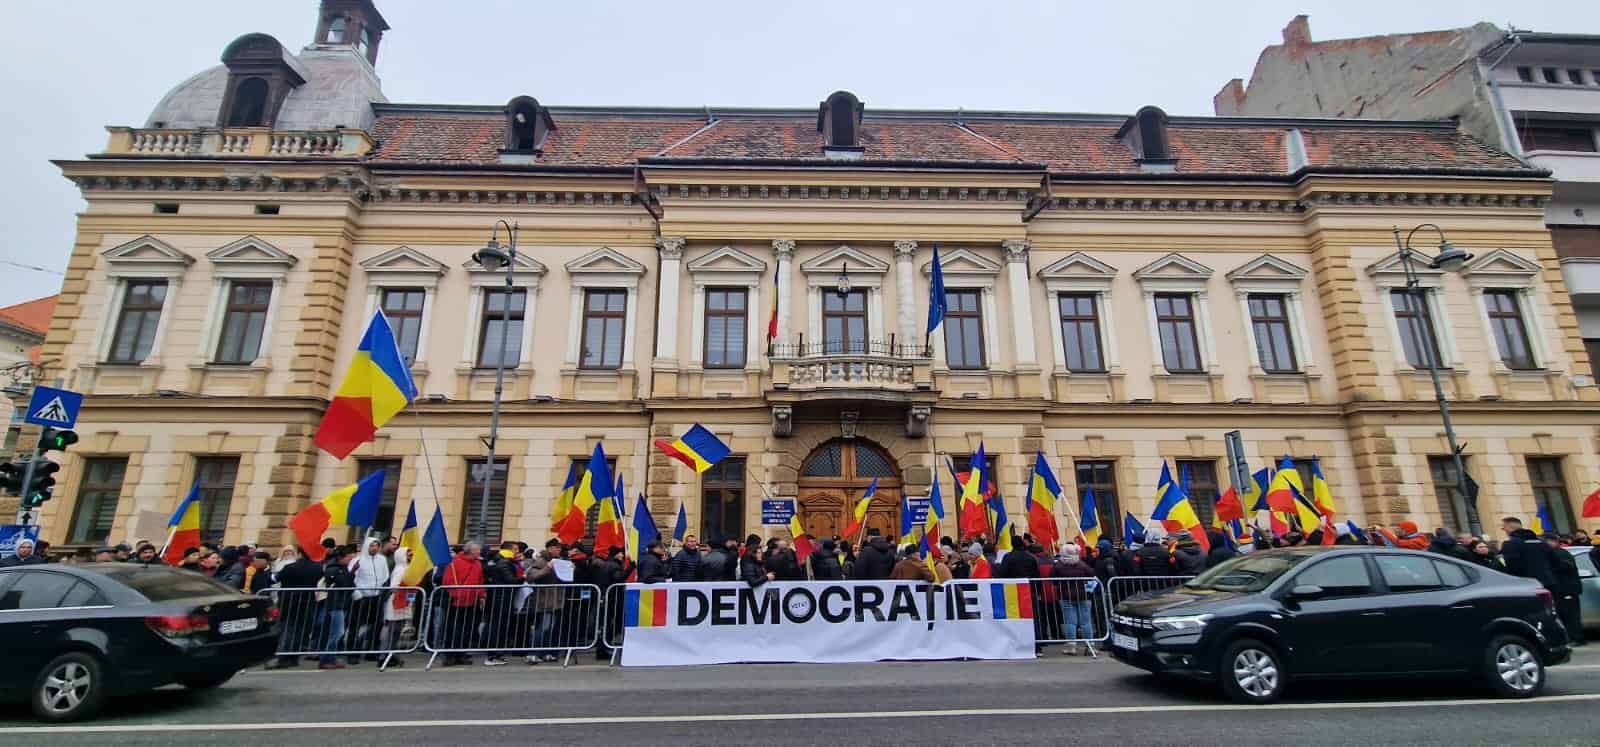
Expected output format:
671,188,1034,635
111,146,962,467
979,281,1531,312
1499,518,1556,590
669,536,703,582
1427,528,1474,563
1546,535,1585,646
1133,530,1176,576
1171,537,1206,575
810,539,844,580
740,539,772,587
1203,530,1237,569
637,542,671,584
700,539,737,582
1093,540,1119,583
766,542,804,581
853,535,895,580
997,542,1038,579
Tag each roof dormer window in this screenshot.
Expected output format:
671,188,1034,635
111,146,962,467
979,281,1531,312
1117,105,1176,173
326,16,347,43
818,90,864,158
500,96,556,163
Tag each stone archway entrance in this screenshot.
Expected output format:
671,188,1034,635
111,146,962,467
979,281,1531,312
797,438,901,542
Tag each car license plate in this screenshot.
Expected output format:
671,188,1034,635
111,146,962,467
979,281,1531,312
219,617,259,635
1112,632,1139,651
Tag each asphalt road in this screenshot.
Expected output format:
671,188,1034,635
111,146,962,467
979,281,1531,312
6,647,1600,745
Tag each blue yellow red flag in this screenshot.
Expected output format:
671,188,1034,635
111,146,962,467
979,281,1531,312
654,424,731,473
314,311,417,459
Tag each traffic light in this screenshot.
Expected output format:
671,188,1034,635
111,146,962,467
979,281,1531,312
0,461,23,495
39,427,78,454
23,460,58,509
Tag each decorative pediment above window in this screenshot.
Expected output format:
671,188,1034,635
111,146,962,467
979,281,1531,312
1365,251,1442,287
462,251,546,287
1037,251,1117,292
687,245,767,275
1461,248,1542,289
800,244,888,287
566,247,646,289
207,236,296,278
1226,254,1307,294
922,247,1001,277
102,235,194,277
1133,252,1212,293
361,246,449,288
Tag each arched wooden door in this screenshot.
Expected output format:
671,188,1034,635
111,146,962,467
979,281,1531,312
797,439,901,542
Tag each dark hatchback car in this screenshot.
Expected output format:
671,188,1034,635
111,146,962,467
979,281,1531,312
0,563,278,721
1109,547,1570,703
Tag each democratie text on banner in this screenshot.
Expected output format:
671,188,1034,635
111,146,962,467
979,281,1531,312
619,579,1035,667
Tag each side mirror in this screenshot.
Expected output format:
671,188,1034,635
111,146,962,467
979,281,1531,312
1290,584,1325,599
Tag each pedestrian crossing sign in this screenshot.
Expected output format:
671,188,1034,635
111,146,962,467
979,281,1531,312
24,386,82,428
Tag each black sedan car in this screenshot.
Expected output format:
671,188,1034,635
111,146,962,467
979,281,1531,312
1109,547,1570,703
0,562,278,721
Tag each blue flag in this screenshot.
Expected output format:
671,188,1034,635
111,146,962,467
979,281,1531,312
926,244,947,334
1123,512,1146,547
1346,520,1368,544
672,502,688,542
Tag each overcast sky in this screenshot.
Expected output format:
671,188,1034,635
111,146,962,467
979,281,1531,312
1,0,1595,308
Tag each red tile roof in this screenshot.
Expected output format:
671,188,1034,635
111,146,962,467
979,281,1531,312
367,107,1534,177
0,295,56,338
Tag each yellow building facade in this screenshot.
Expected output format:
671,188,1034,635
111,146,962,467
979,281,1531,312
27,2,1600,551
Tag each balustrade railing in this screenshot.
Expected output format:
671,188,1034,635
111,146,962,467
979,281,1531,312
107,127,373,158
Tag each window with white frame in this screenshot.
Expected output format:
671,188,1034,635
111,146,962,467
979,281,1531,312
1133,253,1216,375
95,235,192,365
800,245,888,353
1366,251,1459,371
563,247,646,372
360,246,448,369
923,248,1001,371
1226,254,1314,376
1038,251,1119,375
686,245,766,371
1461,248,1549,372
199,236,296,367
460,252,544,371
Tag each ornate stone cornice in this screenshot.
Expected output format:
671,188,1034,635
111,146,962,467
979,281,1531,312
652,183,1035,203
70,168,372,198
369,186,636,207
1040,191,1550,213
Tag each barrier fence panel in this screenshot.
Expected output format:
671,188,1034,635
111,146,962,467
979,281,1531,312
602,584,627,665
1102,575,1196,619
423,583,602,669
262,586,426,669
1030,577,1111,654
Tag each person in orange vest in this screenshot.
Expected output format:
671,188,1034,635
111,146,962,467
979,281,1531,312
1371,520,1430,550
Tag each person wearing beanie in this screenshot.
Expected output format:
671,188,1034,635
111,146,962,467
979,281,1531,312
1134,527,1175,576
1372,520,1430,550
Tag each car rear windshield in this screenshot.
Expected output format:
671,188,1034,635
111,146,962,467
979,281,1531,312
1184,552,1312,593
93,566,240,602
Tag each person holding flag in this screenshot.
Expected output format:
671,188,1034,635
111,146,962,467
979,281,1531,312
1025,451,1062,551
625,493,660,582
314,311,418,460
160,481,203,566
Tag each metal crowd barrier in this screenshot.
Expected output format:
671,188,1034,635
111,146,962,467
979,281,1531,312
262,586,427,670
422,583,602,669
1030,578,1112,655
1103,575,1196,617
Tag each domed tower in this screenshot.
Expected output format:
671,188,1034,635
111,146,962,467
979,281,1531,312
145,0,389,132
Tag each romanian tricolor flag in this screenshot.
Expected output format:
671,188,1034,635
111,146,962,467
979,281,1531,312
314,311,418,460
594,471,627,554
654,424,731,474
673,502,688,543
1080,486,1102,546
1152,461,1209,552
1025,451,1062,550
625,587,669,627
1532,504,1553,535
399,499,451,587
161,481,202,565
989,480,1014,552
626,493,659,568
787,500,815,559
550,461,579,535
557,445,614,546
955,445,991,540
899,492,918,548
840,478,878,539
289,470,386,561
1309,461,1337,517
990,582,1034,620
920,474,946,576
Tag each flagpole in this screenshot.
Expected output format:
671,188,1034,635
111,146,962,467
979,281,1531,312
409,406,442,533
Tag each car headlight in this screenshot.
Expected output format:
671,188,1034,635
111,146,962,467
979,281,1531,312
1151,613,1213,631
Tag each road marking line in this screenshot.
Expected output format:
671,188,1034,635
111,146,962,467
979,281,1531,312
6,693,1600,734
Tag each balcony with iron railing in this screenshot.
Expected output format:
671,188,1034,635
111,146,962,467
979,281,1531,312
103,126,374,159
768,336,933,393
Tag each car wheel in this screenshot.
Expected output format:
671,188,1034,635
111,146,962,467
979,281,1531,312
1219,639,1284,704
177,671,236,690
1484,634,1544,698
31,652,106,723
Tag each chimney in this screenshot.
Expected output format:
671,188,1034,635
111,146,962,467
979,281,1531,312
1214,78,1246,115
1282,15,1311,46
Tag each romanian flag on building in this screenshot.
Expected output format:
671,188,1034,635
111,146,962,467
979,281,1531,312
989,479,1014,552
654,424,731,474
1080,486,1102,546
288,470,386,561
955,445,991,540
1152,461,1209,552
626,493,659,568
161,481,202,565
920,473,946,575
787,500,815,559
1025,451,1061,550
1532,504,1554,535
399,499,451,587
594,471,627,553
314,311,418,460
840,478,878,538
557,445,613,546
550,461,579,535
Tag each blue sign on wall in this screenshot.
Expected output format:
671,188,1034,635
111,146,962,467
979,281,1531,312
761,500,795,526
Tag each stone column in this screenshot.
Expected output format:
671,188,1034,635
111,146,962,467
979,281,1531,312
653,237,685,396
1003,239,1041,396
773,239,795,346
894,240,918,352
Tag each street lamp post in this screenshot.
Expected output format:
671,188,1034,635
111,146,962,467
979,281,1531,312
471,219,518,544
1392,223,1478,536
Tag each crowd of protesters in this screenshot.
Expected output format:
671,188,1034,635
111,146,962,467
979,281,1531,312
4,511,1594,664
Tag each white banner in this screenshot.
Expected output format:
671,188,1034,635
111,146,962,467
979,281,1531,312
618,579,1037,667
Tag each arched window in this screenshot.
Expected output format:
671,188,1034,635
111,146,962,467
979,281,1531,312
1135,106,1171,160
820,91,862,148
227,78,270,127
326,16,347,43
510,105,538,150
503,97,551,153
